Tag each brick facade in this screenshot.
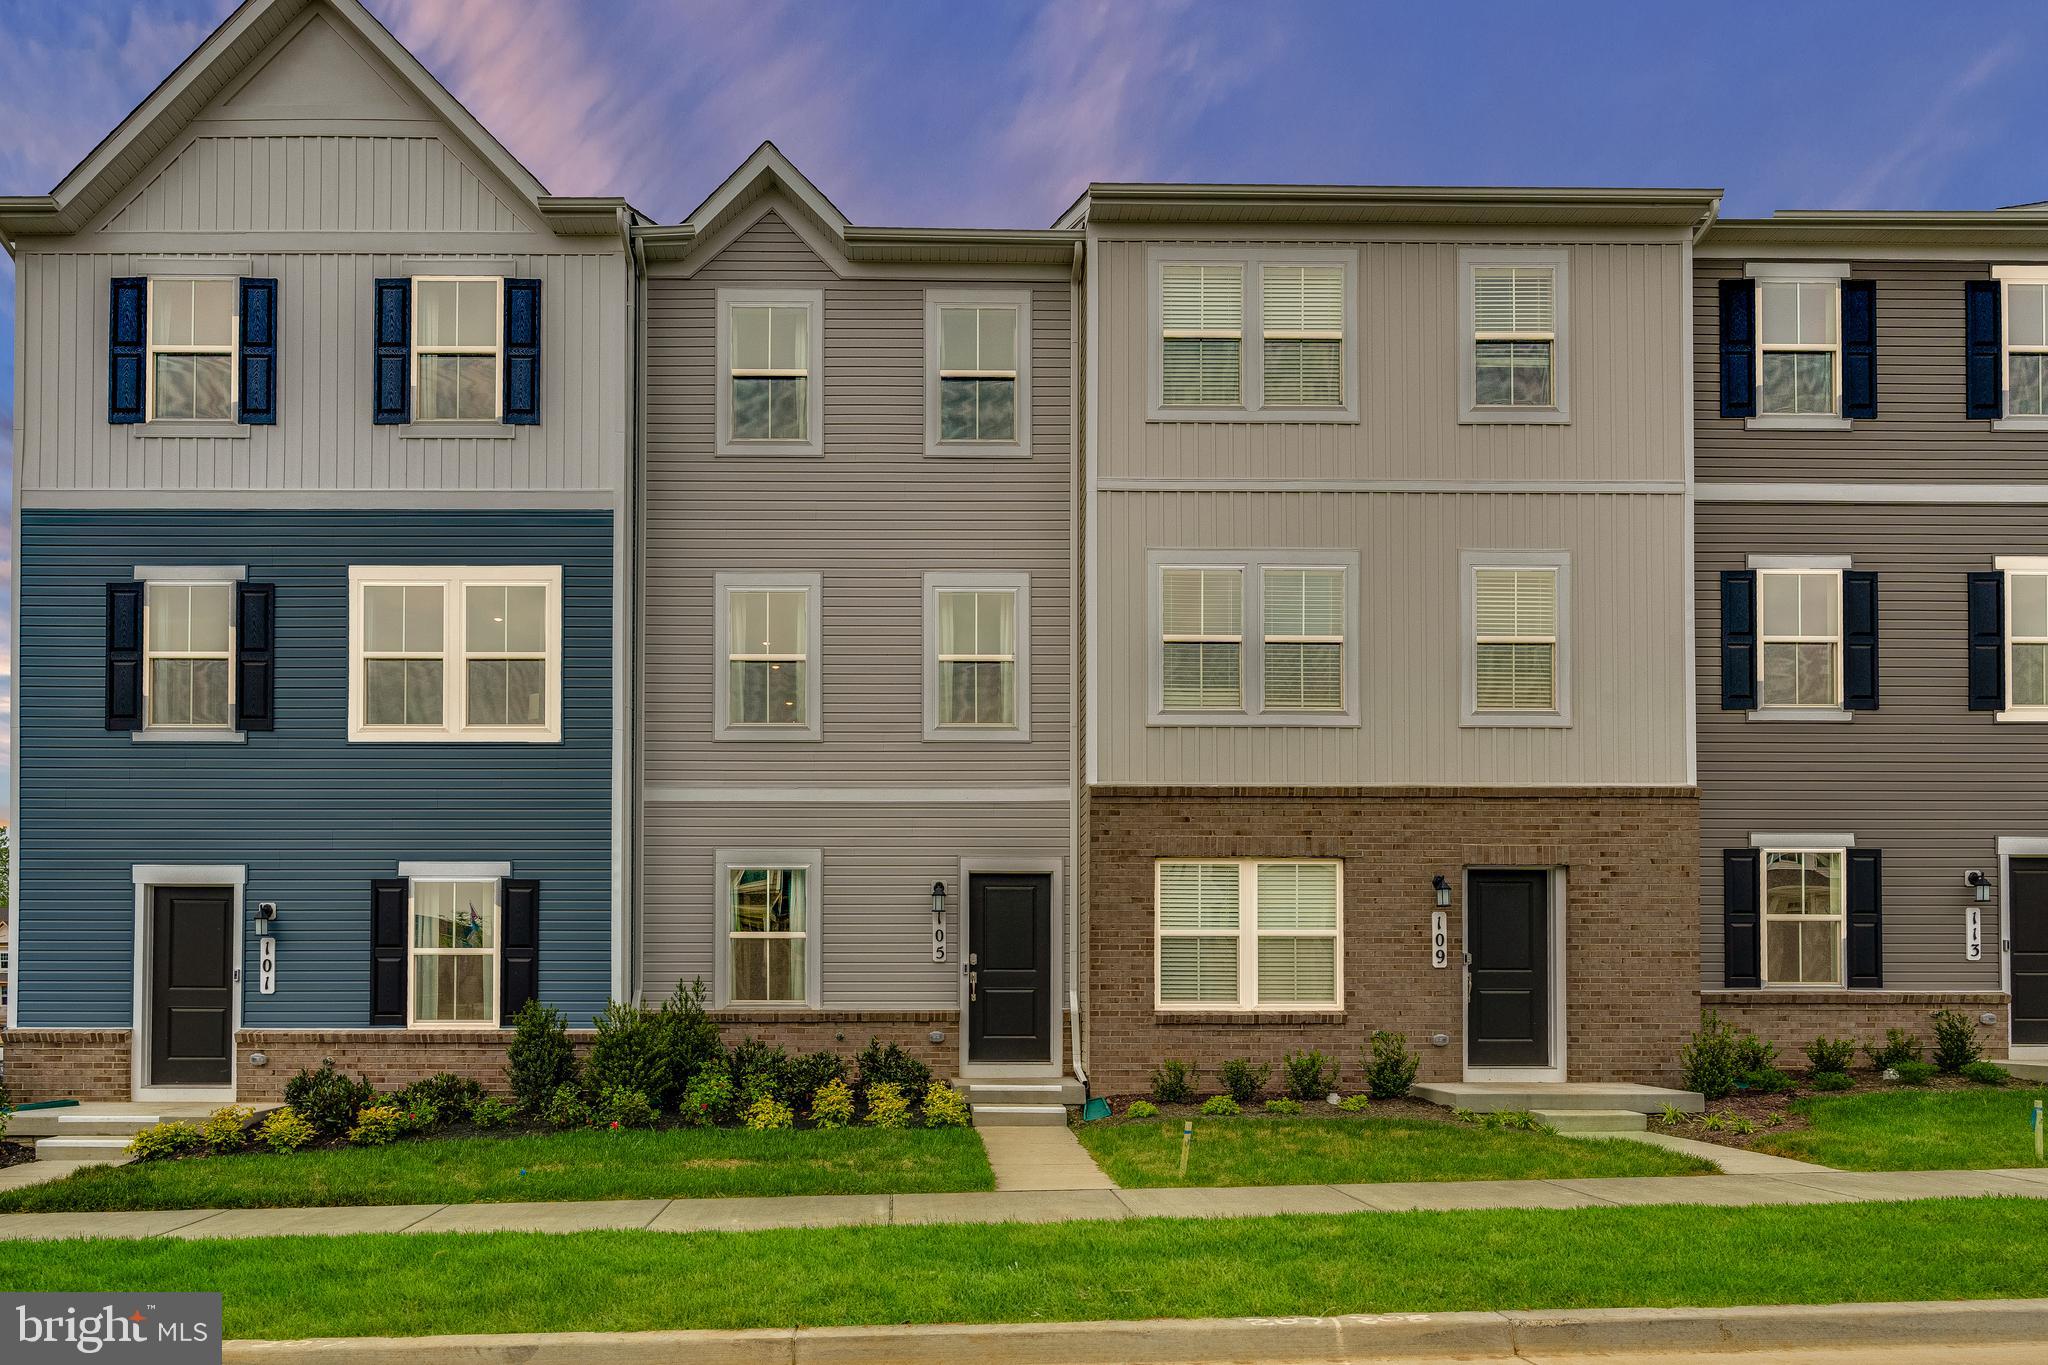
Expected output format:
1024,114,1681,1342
1085,786,1700,1093
1,1029,132,1102
1700,991,2010,1063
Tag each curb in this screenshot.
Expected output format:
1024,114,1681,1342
223,1297,2048,1363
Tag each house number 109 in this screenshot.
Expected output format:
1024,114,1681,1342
1430,911,1448,969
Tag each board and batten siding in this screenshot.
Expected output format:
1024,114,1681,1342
15,509,614,1028
1695,503,2048,990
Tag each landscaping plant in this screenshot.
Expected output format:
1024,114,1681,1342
598,1087,658,1130
507,1000,580,1114
542,1084,594,1130
1281,1049,1336,1102
1808,1070,1854,1092
1264,1098,1305,1116
1199,1095,1241,1117
1891,1060,1938,1086
808,1077,856,1128
394,1074,485,1124
853,1039,933,1101
1867,1028,1923,1071
1123,1100,1160,1119
283,1060,376,1136
681,1069,737,1127
1804,1036,1857,1075
201,1106,254,1154
1678,1012,1744,1100
742,1093,795,1131
728,1038,795,1107
1740,1066,1794,1095
1216,1058,1271,1105
1364,1030,1422,1100
1337,1095,1371,1113
126,1121,204,1161
1149,1059,1198,1105
1960,1060,2010,1086
655,979,725,1099
469,1096,516,1130
920,1083,971,1129
345,1105,406,1147
586,1001,674,1111
1930,1009,1983,1074
785,1051,848,1111
862,1082,912,1129
254,1107,316,1153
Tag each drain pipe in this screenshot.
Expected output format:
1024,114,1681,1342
1067,235,1088,1094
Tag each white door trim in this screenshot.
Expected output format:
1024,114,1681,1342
131,864,245,1102
1998,839,2048,1059
1462,866,1568,1083
956,856,1064,1078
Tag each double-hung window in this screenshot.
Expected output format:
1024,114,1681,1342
413,277,502,421
715,573,822,740
1153,249,1357,420
1460,249,1569,422
2002,272,2048,417
924,573,1029,740
144,580,234,730
2004,561,2048,711
1463,552,1570,726
409,877,498,1027
1261,568,1345,712
717,288,824,456
148,278,237,421
1260,265,1345,407
1160,264,1244,409
928,291,1029,453
348,566,562,742
1758,568,1842,710
715,849,820,1007
1748,265,1844,419
1159,566,1245,713
1760,848,1845,987
1155,859,1342,1011
1153,553,1359,723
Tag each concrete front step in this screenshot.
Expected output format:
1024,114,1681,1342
970,1104,1068,1128
9,1113,163,1140
1413,1081,1704,1115
1532,1108,1647,1133
957,1079,1086,1107
2003,1060,2048,1083
31,1137,135,1160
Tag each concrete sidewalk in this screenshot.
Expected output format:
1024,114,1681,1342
3,1165,2046,1242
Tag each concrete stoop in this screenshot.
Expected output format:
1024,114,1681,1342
1414,1081,1704,1115
2003,1059,2048,1083
960,1078,1084,1129
13,1102,279,1161
1532,1108,1647,1133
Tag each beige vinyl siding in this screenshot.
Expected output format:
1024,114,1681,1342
1096,490,1688,785
1696,503,2048,990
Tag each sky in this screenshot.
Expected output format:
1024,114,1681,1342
1,0,2046,801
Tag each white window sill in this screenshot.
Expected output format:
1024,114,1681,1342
1148,712,1361,728
400,422,515,440
714,728,823,743
922,729,1034,744
1747,708,1855,723
133,729,246,744
1992,417,2048,433
405,1022,509,1033
1145,408,1362,425
714,441,824,458
1458,408,1570,426
925,443,1034,460
1745,416,1853,432
348,731,562,744
714,1002,822,1012
1462,712,1571,729
1996,709,2048,723
139,421,248,439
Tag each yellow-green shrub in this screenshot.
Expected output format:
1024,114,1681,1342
126,1121,204,1161
863,1081,912,1129
345,1104,406,1147
202,1105,254,1153
255,1106,317,1153
920,1083,970,1129
743,1093,794,1131
808,1076,855,1129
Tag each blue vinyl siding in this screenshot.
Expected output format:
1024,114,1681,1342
17,509,613,1028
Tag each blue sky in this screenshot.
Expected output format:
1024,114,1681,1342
1,0,2045,800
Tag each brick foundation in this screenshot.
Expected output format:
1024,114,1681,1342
1086,786,1700,1094
1701,991,2010,1062
1,1030,133,1102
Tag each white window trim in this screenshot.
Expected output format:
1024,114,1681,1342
1756,845,1849,991
131,565,248,745
1996,554,2048,722
345,564,564,744
922,571,1032,742
1153,859,1344,1013
1460,549,1571,728
1146,549,1361,727
145,277,240,424
1744,261,1852,430
405,874,502,1031
925,288,1032,458
1458,248,1570,425
410,275,504,423
715,287,825,457
713,847,824,1009
1993,266,2048,431
1146,246,1360,423
129,863,246,1102
713,571,824,742
1753,564,1845,715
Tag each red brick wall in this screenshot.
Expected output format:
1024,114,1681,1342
1085,786,1700,1094
1,1030,132,1102
1701,991,2009,1063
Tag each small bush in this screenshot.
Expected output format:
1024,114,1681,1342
542,1084,594,1130
1732,1032,1778,1075
394,1073,484,1124
283,1060,376,1136
854,1039,933,1100
1281,1049,1336,1102
1867,1028,1923,1071
681,1068,736,1127
1679,1012,1744,1101
507,1000,580,1115
345,1104,405,1147
1808,1070,1854,1092
785,1051,848,1111
728,1038,794,1107
1263,1098,1305,1116
1149,1059,1198,1105
126,1121,204,1161
1892,1060,1938,1086
586,1000,673,1110
1199,1095,1241,1116
1931,1009,1983,1074
742,1093,795,1131
1804,1036,1857,1075
1961,1060,2011,1086
396,1098,439,1134
254,1106,316,1153
1337,1094,1371,1113
654,978,726,1099
1364,1030,1421,1100
1124,1100,1160,1119
1470,1109,1547,1132
1739,1066,1794,1095
469,1096,516,1130
1657,1103,1688,1125
201,1105,254,1153
1728,1117,1756,1136
808,1077,856,1129
1216,1058,1271,1105
863,1081,913,1129
920,1083,971,1129
597,1086,658,1130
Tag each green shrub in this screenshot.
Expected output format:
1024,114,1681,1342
1263,1098,1305,1116
1280,1049,1336,1102
597,1086,658,1130
586,1000,673,1110
469,1096,516,1130
654,978,725,1099
283,1060,376,1136
728,1038,794,1107
201,1105,254,1153
1216,1058,1270,1105
507,1000,580,1115
542,1083,593,1130
1804,1036,1857,1075
681,1069,736,1127
1149,1059,1197,1105
345,1104,405,1147
862,1081,912,1129
853,1038,932,1101
1198,1095,1241,1117
1364,1030,1422,1100
1732,1032,1778,1074
254,1106,317,1153
1867,1028,1923,1071
126,1121,204,1161
742,1093,794,1131
786,1051,848,1111
1808,1070,1854,1092
395,1098,439,1134
920,1083,971,1129
1931,1009,1983,1074
1961,1060,2011,1086
1892,1060,1938,1086
1740,1066,1795,1095
808,1077,856,1128
1337,1094,1371,1113
1679,1012,1745,1101
1728,1117,1756,1136
1472,1110,1547,1132
393,1073,484,1124
1123,1100,1160,1119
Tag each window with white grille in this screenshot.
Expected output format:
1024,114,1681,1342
1459,250,1569,423
1161,264,1244,408
1160,567,1245,712
1463,552,1570,726
1152,249,1356,420
1155,859,1341,1010
1261,264,1344,407
1261,568,1345,712
1758,280,1840,417
1758,569,1842,710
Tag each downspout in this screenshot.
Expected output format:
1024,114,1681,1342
1067,236,1087,1090
619,204,648,1005
1692,196,1722,248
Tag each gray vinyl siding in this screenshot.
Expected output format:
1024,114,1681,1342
1696,502,2048,991
1694,259,2048,483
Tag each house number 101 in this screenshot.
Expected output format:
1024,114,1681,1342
1430,911,1448,969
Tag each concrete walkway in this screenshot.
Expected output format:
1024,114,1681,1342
976,1125,1116,1191
1570,1129,1837,1174
3,1166,2046,1243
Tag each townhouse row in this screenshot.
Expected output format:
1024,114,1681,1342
1,0,2041,1104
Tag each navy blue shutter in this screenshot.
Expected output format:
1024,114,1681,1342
1720,570,1758,710
501,278,541,425
371,879,409,1026
372,278,411,424
237,277,278,425
1718,278,1756,418
1723,849,1761,989
1965,280,2002,420
500,879,540,1023
1842,570,1879,711
105,581,145,731
234,582,276,732
1841,279,1877,419
1846,850,1883,988
1968,571,2006,711
109,277,147,424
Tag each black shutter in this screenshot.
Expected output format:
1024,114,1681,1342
500,879,540,1024
1847,849,1884,988
1842,570,1879,711
1968,571,2006,711
234,581,276,732
1841,279,1877,419
1720,569,1758,710
1965,279,2002,420
372,278,411,424
371,878,409,1026
1723,848,1761,989
109,277,147,424
1718,277,1757,418
238,277,279,425
105,581,145,731
501,278,541,425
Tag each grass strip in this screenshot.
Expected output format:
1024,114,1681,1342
1755,1086,2048,1171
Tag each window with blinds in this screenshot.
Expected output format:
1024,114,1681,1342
1472,266,1555,408
1758,281,1839,417
2010,569,2048,709
1262,567,1345,711
1156,860,1341,1009
1161,567,1244,710
1473,566,1559,712
1261,264,1344,406
1160,264,1244,407
1758,569,1841,709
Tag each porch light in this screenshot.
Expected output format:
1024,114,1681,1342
1432,875,1452,909
931,881,948,917
1966,870,1992,904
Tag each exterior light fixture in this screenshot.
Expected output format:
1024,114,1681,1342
931,881,948,917
1965,870,1992,904
1432,875,1452,909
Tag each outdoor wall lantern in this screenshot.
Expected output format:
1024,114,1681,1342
1965,870,1992,904
1431,875,1452,909
931,881,948,917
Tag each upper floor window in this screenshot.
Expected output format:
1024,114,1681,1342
1261,568,1345,713
716,288,824,456
714,573,822,741
1150,249,1357,421
148,279,237,422
1159,566,1245,713
1758,281,1838,418
1992,268,2048,424
1155,859,1342,1011
1152,552,1359,725
928,291,1030,455
1462,552,1570,727
144,580,235,731
924,573,1030,740
347,565,562,743
2006,562,2048,711
1758,568,1841,710
1459,249,1569,423
412,277,501,422
1161,263,1244,408
1259,265,1345,407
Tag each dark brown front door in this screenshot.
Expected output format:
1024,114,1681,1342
2012,858,2048,1046
149,886,234,1086
1467,870,1551,1069
968,873,1052,1063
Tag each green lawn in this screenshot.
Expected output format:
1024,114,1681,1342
0,1127,993,1213
7,1199,2047,1339
1755,1086,2048,1171
1077,1116,1713,1187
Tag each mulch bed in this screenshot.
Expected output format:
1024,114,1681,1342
0,1142,35,1171
1092,1095,1457,1125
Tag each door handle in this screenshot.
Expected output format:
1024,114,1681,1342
969,969,978,1003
